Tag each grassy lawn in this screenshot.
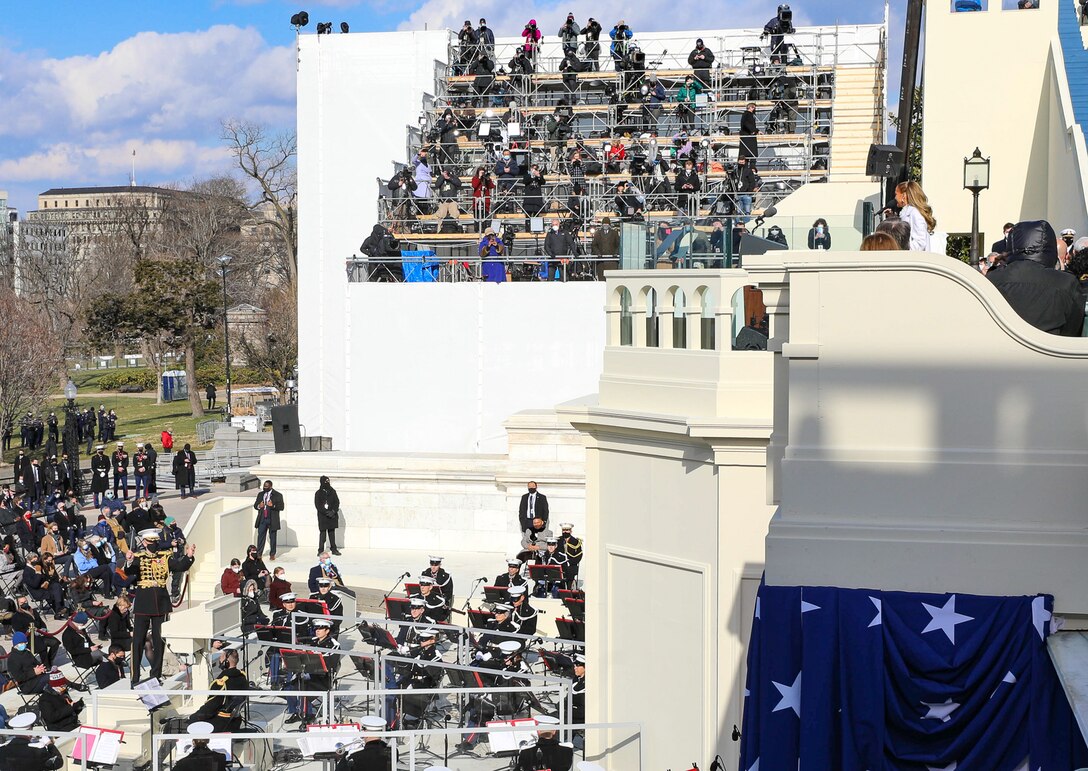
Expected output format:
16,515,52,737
3,393,219,464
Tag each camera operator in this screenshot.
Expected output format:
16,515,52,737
508,48,534,89
411,149,433,215
476,18,495,60
581,17,602,71
471,166,494,220
640,74,667,134
457,21,478,75
521,19,542,63
560,49,590,102
433,168,463,233
559,14,580,57
688,38,716,89
609,21,633,69
470,56,496,107
676,75,702,135
386,167,417,224
762,5,795,65
546,99,575,142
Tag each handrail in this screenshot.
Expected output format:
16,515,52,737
745,250,1088,358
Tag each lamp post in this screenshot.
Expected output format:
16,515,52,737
62,378,81,500
218,254,233,422
963,147,991,266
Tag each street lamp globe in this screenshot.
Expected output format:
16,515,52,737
65,378,77,403
963,147,990,191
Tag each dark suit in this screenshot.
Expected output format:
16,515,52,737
336,741,393,771
740,110,759,161
253,488,284,557
96,658,125,688
515,735,573,771
0,737,64,769
172,746,229,771
518,491,550,531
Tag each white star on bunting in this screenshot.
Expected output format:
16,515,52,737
772,671,802,718
801,599,821,614
1032,596,1051,641
922,595,974,644
868,596,882,628
922,698,960,723
991,670,1017,699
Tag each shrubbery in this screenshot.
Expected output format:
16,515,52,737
98,369,157,391
194,364,268,387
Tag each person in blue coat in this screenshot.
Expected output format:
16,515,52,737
609,20,632,67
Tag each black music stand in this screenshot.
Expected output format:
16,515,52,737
483,586,507,604
404,582,421,596
385,596,410,621
358,621,398,650
557,589,585,602
562,598,585,621
527,564,564,597
256,625,292,644
467,609,494,629
295,597,329,618
554,617,585,642
538,650,575,679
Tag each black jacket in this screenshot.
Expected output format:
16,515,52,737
741,111,759,136
8,647,44,689
675,169,701,193
516,736,574,771
688,46,715,70
314,484,340,530
544,229,577,259
253,489,285,531
0,738,64,770
173,746,229,771
39,687,83,731
96,658,125,688
988,221,1084,336
336,740,393,771
62,624,98,669
518,491,549,531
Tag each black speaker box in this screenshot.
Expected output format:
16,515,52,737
866,144,905,178
271,405,303,453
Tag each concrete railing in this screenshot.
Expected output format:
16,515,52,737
182,496,254,602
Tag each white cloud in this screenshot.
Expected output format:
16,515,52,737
0,24,294,210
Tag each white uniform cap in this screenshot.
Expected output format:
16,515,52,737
138,529,160,541
507,585,527,597
316,577,333,585
359,715,386,730
560,523,574,530
410,597,426,607
280,592,297,601
493,603,513,613
188,721,215,735
428,555,444,562
418,576,435,585
534,714,560,725
313,619,332,628
419,628,439,639
498,640,522,655
506,559,522,567
9,712,37,729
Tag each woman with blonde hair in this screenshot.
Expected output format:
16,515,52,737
895,180,937,252
860,232,901,251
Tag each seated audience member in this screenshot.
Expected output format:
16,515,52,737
95,645,128,689
8,631,50,693
242,545,269,592
62,611,107,669
988,220,1084,336
221,558,243,596
39,669,84,731
269,566,292,611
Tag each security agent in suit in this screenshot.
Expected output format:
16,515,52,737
420,555,454,604
173,722,229,771
507,585,538,636
518,481,549,531
515,715,574,771
0,712,65,769
124,528,196,684
495,558,528,588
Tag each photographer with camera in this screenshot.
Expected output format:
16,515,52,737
433,168,463,234
559,14,580,57
521,19,542,63
581,17,603,71
640,75,667,134
523,163,547,216
676,75,702,135
614,180,645,222
457,21,478,75
733,155,761,222
412,149,433,215
762,5,795,65
610,21,633,69
387,167,417,224
471,166,494,221
477,18,495,59
688,38,716,90
479,227,507,283
561,48,590,102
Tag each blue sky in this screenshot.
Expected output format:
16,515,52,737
0,0,900,212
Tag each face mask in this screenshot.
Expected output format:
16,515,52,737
14,643,26,651
247,590,256,598
232,566,241,573
502,155,510,161
322,558,331,566
602,226,611,233
552,225,559,232
275,574,284,580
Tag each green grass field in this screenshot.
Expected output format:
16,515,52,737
3,369,218,463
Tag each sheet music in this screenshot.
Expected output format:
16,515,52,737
70,726,125,764
299,724,361,756
134,677,170,710
485,718,539,754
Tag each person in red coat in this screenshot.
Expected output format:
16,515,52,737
220,558,243,596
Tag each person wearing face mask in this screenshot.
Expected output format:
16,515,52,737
674,157,702,216
221,558,244,597
126,496,154,536
313,476,341,557
590,216,620,278
106,594,136,655
543,218,576,280
242,544,270,592
688,38,716,89
518,482,549,532
62,610,107,670
807,218,832,250
494,148,520,198
23,552,65,619
39,668,84,731
252,479,284,561
95,644,128,688
240,579,268,635
308,551,345,593
310,577,344,634
269,567,292,610
188,647,249,731
8,631,50,693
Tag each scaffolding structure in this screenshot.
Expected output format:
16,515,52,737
371,25,885,265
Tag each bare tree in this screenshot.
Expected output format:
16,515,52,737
238,283,298,400
0,288,63,441
221,119,298,284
